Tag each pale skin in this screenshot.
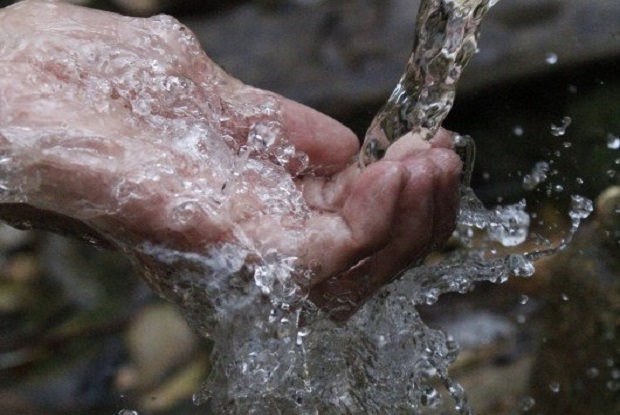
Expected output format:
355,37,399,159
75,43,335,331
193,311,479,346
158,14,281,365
0,1,462,319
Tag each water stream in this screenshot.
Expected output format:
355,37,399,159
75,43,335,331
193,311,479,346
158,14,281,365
359,0,498,168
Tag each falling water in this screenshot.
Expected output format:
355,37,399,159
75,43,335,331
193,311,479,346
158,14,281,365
359,0,499,168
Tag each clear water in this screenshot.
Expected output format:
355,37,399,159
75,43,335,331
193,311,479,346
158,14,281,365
359,0,499,167
0,1,594,414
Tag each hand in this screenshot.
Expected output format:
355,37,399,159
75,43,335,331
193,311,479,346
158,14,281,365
0,1,462,320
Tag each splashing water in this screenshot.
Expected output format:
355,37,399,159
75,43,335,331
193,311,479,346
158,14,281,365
550,116,572,137
359,0,499,167
177,0,588,411
0,2,595,414
523,161,550,191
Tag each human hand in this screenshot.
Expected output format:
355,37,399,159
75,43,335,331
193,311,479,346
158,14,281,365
0,1,461,320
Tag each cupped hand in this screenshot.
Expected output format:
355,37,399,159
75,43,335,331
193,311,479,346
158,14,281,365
0,1,461,319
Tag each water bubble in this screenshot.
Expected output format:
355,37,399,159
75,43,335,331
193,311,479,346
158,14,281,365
545,52,558,65
550,116,572,136
519,294,530,305
607,133,620,149
118,411,138,415
586,367,600,378
561,293,569,301
549,381,561,393
607,170,617,179
575,177,584,185
554,184,564,193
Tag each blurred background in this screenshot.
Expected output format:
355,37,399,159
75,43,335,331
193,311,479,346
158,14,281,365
0,0,618,414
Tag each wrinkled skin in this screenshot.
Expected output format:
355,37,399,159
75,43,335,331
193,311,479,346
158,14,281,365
0,1,461,320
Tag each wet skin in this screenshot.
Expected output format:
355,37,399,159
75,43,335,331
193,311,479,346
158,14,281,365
0,1,461,319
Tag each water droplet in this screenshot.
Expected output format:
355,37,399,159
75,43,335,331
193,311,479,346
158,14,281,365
545,52,558,65
519,396,536,411
606,380,620,391
171,201,201,225
523,161,550,190
248,121,280,151
550,116,572,136
561,293,569,301
118,411,138,415
274,144,296,166
513,126,524,136
607,133,620,149
586,367,600,378
519,294,530,305
569,195,593,221
607,170,617,179
549,381,561,393
424,288,440,305
420,386,441,407
575,177,584,185
506,254,535,277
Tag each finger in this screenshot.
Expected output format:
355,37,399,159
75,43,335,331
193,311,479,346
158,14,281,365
428,148,462,244
220,86,359,176
299,128,456,212
382,127,454,161
310,148,461,319
280,98,359,175
300,163,360,212
298,161,407,282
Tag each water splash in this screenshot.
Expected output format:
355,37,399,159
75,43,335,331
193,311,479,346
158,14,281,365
0,2,596,414
359,0,500,167
166,184,590,414
550,116,572,137
523,161,550,191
